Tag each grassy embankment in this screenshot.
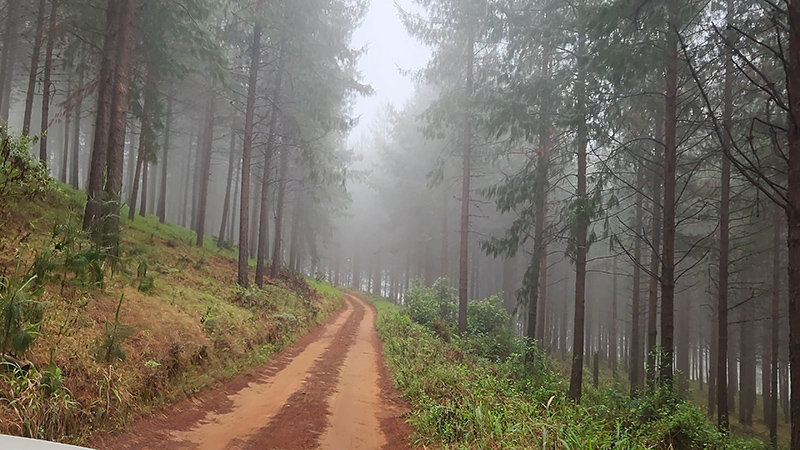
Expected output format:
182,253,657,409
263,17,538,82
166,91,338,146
364,287,774,450
0,181,343,444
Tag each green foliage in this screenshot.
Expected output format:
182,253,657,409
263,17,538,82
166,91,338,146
373,296,766,450
0,273,44,356
462,296,515,360
0,127,50,204
405,278,457,328
95,295,133,363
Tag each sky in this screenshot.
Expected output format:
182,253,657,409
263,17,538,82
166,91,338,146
348,0,430,145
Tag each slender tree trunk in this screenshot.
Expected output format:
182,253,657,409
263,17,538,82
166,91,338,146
60,76,71,182
611,256,618,374
128,123,144,221
70,65,84,190
229,154,240,242
660,0,679,388
256,42,286,286
631,165,644,393
0,0,20,121
270,146,289,279
771,205,781,446
83,0,120,231
181,122,194,227
195,94,215,247
139,161,148,217
237,4,263,287
647,117,663,388
157,95,171,223
23,0,47,138
441,187,448,280
38,0,58,165
717,0,734,430
457,29,474,334
567,28,588,403
218,128,236,246
709,286,718,417
102,0,138,255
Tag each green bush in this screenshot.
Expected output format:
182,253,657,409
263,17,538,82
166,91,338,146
405,278,457,328
0,273,45,356
0,127,50,204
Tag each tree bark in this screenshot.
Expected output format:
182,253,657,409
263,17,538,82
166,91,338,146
60,75,71,182
195,94,215,247
38,0,58,165
631,164,644,393
660,0,679,388
23,0,47,138
457,29,474,334
218,128,236,246
139,161,148,217
717,0,734,431
70,65,83,189
127,123,144,221
237,4,263,287
0,0,20,121
257,42,286,286
102,0,138,255
771,205,781,446
83,0,120,231
787,2,800,447
647,116,663,389
270,146,289,279
157,95,171,223
567,27,588,404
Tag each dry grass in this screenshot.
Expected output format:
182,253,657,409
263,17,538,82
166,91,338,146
0,182,343,444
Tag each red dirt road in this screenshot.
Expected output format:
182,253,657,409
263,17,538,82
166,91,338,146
92,294,412,450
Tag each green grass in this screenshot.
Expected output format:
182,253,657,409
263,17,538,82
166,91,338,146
368,296,771,450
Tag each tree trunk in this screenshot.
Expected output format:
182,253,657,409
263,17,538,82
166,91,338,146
631,164,644,393
181,121,194,228
60,75,71,182
647,114,663,389
457,29,474,334
127,123,145,221
256,42,286,286
709,286,718,417
23,0,47,138
83,0,120,232
717,0,734,430
139,161,148,217
70,61,84,189
237,4,263,287
567,27,588,404
660,0,679,388
157,95,171,223
611,256,618,375
195,94,215,247
270,145,289,279
38,0,58,165
0,0,21,121
229,154,240,242
102,0,138,255
218,128,236,246
771,205,781,446
786,3,800,447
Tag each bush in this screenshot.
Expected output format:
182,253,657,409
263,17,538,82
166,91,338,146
405,278,457,328
0,127,49,204
0,272,44,356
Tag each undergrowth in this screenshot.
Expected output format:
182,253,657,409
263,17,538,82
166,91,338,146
0,132,344,444
371,279,768,450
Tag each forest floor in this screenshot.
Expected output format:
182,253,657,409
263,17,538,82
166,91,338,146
90,293,412,450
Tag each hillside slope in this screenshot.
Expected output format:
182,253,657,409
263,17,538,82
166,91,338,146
0,181,342,445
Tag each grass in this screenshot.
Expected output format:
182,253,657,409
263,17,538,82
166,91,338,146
0,181,344,444
367,294,773,450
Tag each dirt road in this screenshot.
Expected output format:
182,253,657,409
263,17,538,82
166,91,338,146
92,294,411,450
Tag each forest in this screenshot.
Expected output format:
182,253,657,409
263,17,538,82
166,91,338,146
0,0,798,448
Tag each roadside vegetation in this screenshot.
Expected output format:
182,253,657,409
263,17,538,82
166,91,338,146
369,280,769,449
0,131,342,444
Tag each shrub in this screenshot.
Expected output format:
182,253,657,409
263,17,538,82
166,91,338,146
405,278,457,328
0,273,44,357
0,127,49,204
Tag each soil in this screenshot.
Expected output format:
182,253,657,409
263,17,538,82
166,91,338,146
91,294,413,450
